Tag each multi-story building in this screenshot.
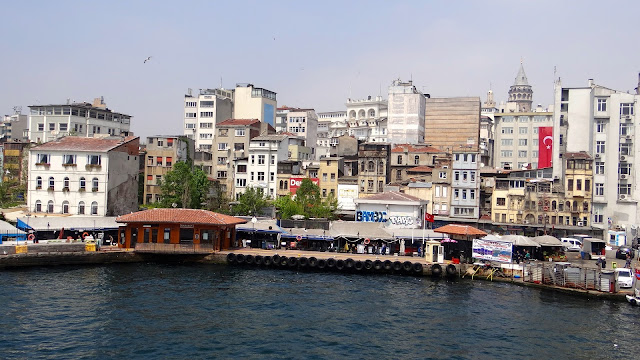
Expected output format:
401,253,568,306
318,156,343,199
247,134,289,199
390,144,445,184
28,136,139,216
425,97,481,152
387,79,427,145
28,98,132,143
334,96,388,143
317,111,347,147
357,143,390,196
183,88,234,151
493,112,553,170
450,151,480,219
2,141,30,184
1,111,29,142
143,136,194,205
213,119,273,197
286,109,318,151
553,77,640,237
431,156,452,217
234,83,277,127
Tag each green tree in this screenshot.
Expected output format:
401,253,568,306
295,178,321,217
272,195,303,219
158,161,211,209
272,179,340,219
206,181,231,214
234,187,270,216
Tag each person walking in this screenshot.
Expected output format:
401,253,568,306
625,253,632,268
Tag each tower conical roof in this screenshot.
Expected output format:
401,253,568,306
513,63,529,86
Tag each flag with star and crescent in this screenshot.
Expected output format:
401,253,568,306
538,126,553,168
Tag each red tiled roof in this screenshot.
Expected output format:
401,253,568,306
564,151,592,160
116,208,247,226
391,144,443,153
217,119,260,126
32,136,138,152
407,165,433,173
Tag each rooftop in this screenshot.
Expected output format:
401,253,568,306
217,119,260,127
391,144,442,153
31,136,138,152
116,208,246,226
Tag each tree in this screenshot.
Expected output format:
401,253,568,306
272,179,340,220
158,161,211,209
272,195,303,219
234,187,270,216
206,181,231,214
295,178,321,217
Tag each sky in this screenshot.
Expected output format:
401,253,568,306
2,1,639,141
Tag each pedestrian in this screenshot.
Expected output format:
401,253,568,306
381,244,387,255
625,253,632,268
524,250,531,262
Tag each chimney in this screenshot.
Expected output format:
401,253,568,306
588,79,594,87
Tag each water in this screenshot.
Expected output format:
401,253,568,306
0,263,638,360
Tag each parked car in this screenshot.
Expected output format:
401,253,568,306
616,246,635,260
561,238,582,252
615,268,634,288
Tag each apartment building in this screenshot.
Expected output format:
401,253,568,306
143,136,194,204
425,97,481,152
357,143,390,196
387,79,427,145
493,112,553,170
450,151,480,219
183,88,233,151
234,83,277,127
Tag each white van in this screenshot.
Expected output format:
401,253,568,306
561,238,582,252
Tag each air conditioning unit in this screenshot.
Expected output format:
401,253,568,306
620,155,627,161
626,135,632,139
621,174,629,179
577,221,584,227
595,154,601,159
620,194,627,200
625,116,632,121
524,220,530,224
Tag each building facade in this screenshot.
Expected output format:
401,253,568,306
143,136,194,204
424,97,481,152
357,143,390,196
28,136,139,216
234,83,277,127
387,79,426,145
183,88,234,151
493,112,553,170
450,151,480,219
247,134,289,199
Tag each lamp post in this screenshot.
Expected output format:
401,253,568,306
251,215,257,248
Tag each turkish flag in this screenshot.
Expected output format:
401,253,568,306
425,213,434,223
538,126,553,168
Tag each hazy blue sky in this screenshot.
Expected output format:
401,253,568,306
2,1,639,141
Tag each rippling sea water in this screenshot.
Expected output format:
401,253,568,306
1,263,638,359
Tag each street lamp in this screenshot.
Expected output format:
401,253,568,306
251,215,257,248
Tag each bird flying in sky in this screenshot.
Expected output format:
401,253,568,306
144,56,152,64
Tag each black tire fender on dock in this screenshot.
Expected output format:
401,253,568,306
431,264,443,277
245,255,255,265
308,257,318,267
236,254,246,264
354,260,364,271
413,262,424,274
317,259,327,269
254,255,263,266
373,260,383,271
226,253,236,263
298,257,308,267
279,257,289,267
446,264,457,276
402,261,413,272
393,261,402,272
272,254,280,265
288,256,298,267
345,258,355,269
383,260,393,271
336,259,345,270
327,258,336,268
364,260,374,270
263,256,273,266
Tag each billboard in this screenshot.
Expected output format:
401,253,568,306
472,239,513,263
289,177,319,195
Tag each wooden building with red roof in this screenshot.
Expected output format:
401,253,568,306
116,208,246,252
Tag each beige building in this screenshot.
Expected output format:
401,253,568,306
425,97,481,152
234,83,277,127
143,136,194,204
390,144,445,184
493,112,553,170
318,156,343,199
357,143,390,196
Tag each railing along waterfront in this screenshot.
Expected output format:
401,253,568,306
134,243,214,254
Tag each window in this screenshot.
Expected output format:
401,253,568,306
47,200,54,213
518,139,527,146
270,172,274,181
156,156,163,166
38,123,44,131
250,172,254,181
596,121,606,133
166,157,172,167
48,177,55,190
35,200,42,212
620,163,632,175
78,201,85,215
497,198,506,206
397,155,403,164
236,178,247,187
620,103,634,116
91,201,98,215
200,101,214,107
470,172,476,182
237,165,247,173
519,127,528,134
235,129,245,136
322,189,327,197
439,171,447,179
49,123,56,131
87,155,101,165
594,162,604,175
368,161,375,172
462,172,468,181
501,139,513,146
597,98,607,112
200,112,214,117
271,155,275,165
257,172,265,181
217,171,227,178
596,141,605,154
595,183,604,196
501,150,513,157
63,177,70,189
258,155,265,165
576,179,582,191
63,154,76,165
217,157,227,165
92,177,99,192
234,143,244,151
185,101,196,107
218,143,228,151
454,171,460,181
185,112,196,118
331,173,336,181
454,189,459,199
502,127,513,134
619,184,632,195
79,177,86,190
37,153,50,164
217,127,227,134
518,151,527,158
62,201,69,214
470,189,475,199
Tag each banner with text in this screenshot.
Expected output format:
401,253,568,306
472,239,513,263
289,177,320,195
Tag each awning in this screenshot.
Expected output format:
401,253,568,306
532,235,562,247
501,234,541,247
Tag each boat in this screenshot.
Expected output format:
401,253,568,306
626,294,640,306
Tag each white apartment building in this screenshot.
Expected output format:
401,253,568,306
286,109,317,153
317,111,347,147
450,151,480,219
553,77,640,237
183,88,233,151
246,134,289,199
28,136,140,216
387,79,426,145
493,112,553,170
337,96,388,142
233,157,249,200
234,83,277,127
1,111,28,142
28,98,131,143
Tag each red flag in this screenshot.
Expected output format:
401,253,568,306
425,213,434,223
538,127,553,168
